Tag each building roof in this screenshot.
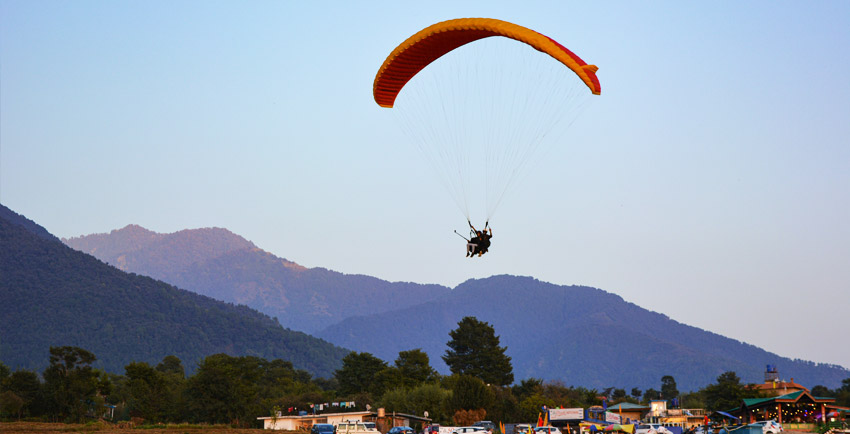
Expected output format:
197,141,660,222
608,403,650,411
741,390,835,409
751,379,808,393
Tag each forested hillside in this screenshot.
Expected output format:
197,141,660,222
317,275,849,391
63,225,450,333
0,205,349,377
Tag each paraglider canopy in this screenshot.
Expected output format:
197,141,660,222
374,18,600,108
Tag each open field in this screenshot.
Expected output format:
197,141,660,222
0,421,275,434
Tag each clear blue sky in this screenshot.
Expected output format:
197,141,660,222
2,1,849,374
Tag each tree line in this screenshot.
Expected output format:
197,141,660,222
2,316,848,427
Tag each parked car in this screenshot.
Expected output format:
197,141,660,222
336,422,376,434
424,425,441,434
389,427,415,434
514,424,532,434
475,421,496,434
635,424,673,434
750,421,782,434
313,424,336,434
534,426,563,434
453,427,488,434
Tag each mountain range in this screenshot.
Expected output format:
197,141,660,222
317,275,849,391
57,218,849,391
0,205,348,377
64,225,449,333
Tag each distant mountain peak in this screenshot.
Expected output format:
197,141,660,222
63,224,451,333
113,223,154,235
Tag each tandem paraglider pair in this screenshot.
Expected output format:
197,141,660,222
456,221,492,258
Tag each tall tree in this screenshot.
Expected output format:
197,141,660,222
125,360,186,422
642,388,660,403
661,375,679,402
396,349,439,388
185,354,263,426
443,316,513,386
701,371,762,411
631,387,642,400
42,346,106,422
334,352,388,396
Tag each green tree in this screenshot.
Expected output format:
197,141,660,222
380,388,410,413
835,378,850,407
42,346,105,422
443,317,513,386
185,354,263,425
661,375,679,402
445,374,494,413
642,388,660,403
631,387,642,400
334,352,388,396
0,362,10,381
512,378,543,401
407,383,451,423
3,370,42,417
396,349,439,387
702,371,762,411
680,391,705,410
0,391,24,419
155,355,185,378
373,367,404,397
125,361,181,422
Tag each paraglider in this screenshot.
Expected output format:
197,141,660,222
374,18,600,107
373,18,601,257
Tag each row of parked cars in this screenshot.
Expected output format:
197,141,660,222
313,420,781,434
634,421,783,434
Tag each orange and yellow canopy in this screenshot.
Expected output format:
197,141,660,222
373,17,601,108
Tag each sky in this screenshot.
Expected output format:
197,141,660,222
2,1,848,374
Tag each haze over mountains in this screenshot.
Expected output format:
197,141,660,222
59,219,849,391
0,205,348,377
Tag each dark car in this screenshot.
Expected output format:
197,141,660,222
313,424,336,434
388,427,415,434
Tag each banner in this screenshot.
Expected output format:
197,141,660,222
550,408,585,420
605,412,621,424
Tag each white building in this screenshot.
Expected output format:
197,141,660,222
258,411,372,431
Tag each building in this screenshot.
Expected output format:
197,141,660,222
257,410,432,431
606,403,649,425
258,411,373,431
749,365,809,397
733,390,836,427
643,400,707,429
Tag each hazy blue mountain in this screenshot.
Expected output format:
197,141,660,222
0,205,349,377
316,275,848,391
63,226,450,333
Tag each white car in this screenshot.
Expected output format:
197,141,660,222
635,424,672,434
453,427,488,434
534,427,563,434
751,421,782,434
